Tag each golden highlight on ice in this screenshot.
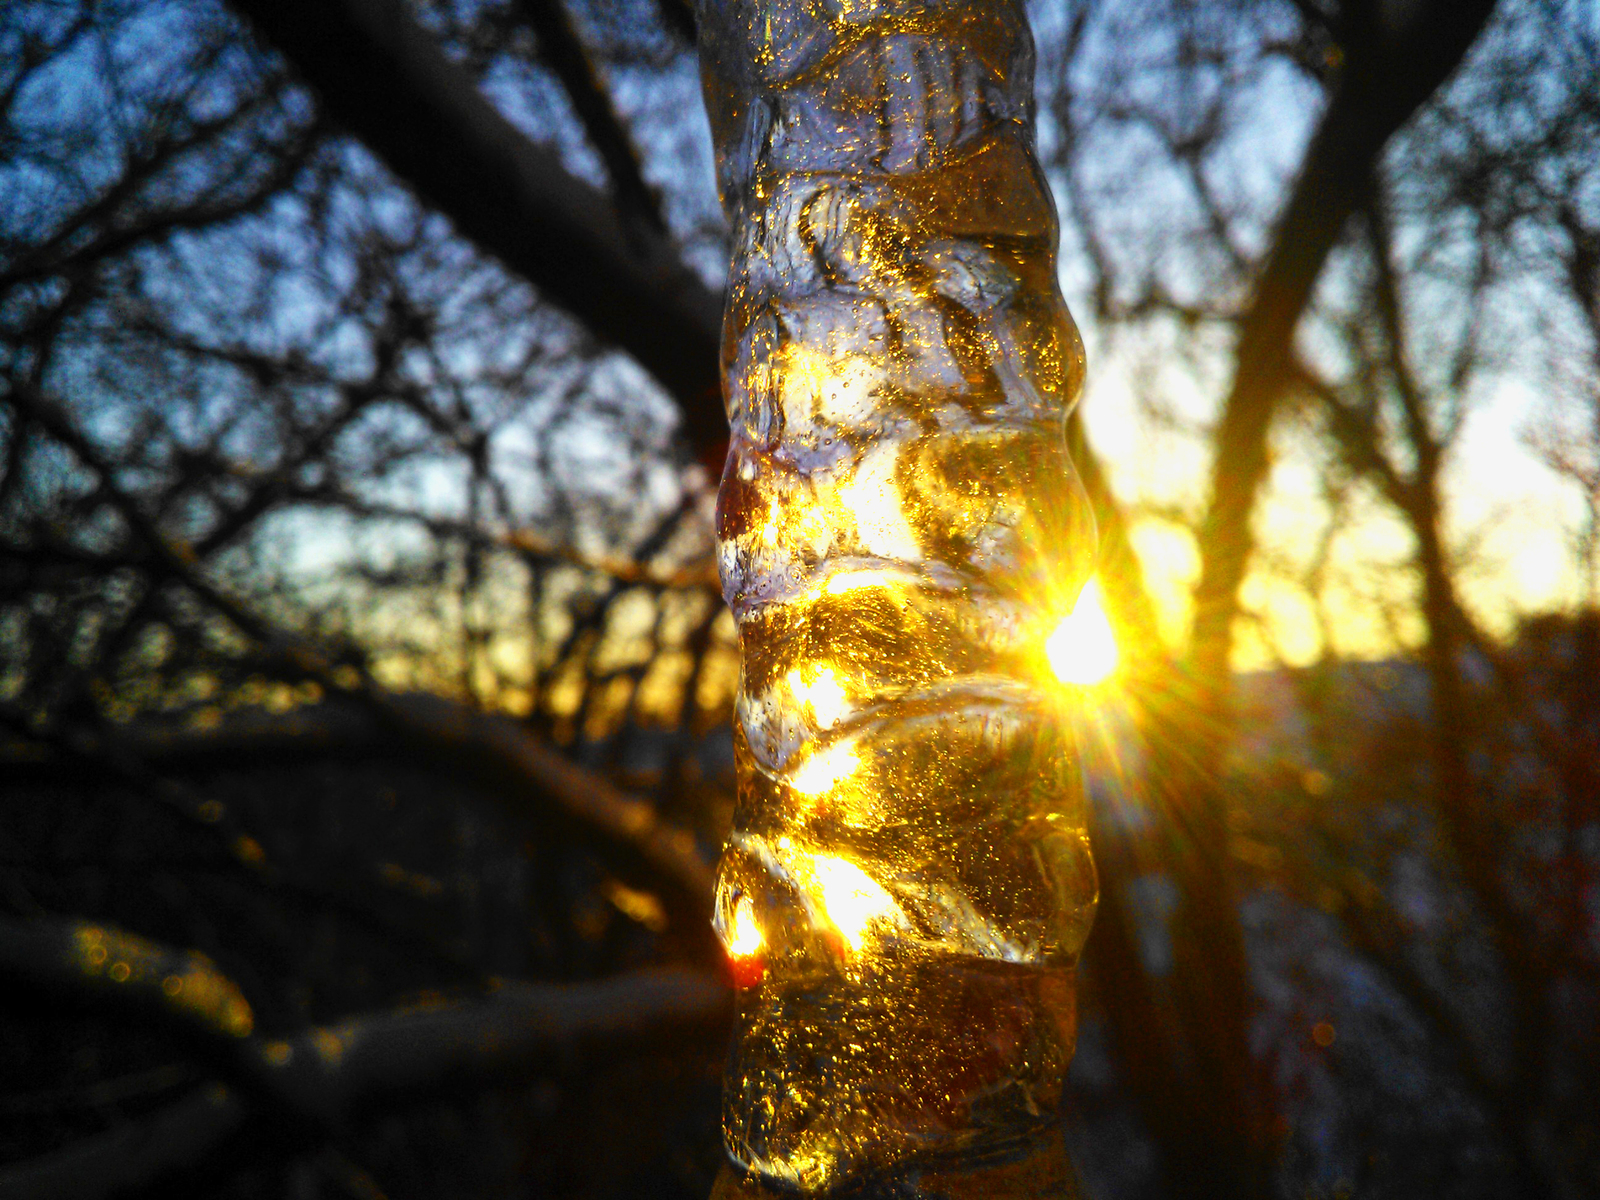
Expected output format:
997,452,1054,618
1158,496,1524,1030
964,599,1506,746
789,741,859,796
727,894,765,959
805,854,901,951
787,665,849,728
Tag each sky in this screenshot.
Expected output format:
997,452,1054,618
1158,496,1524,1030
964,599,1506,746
16,0,1597,681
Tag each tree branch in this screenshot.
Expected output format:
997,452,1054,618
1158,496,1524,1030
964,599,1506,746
0,1084,248,1200
0,915,730,1199
1188,0,1499,699
356,691,718,907
0,917,257,1044
1151,16,1501,1186
512,0,664,231
1,380,717,915
225,0,725,452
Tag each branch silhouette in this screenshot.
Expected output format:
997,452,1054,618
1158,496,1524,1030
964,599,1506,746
0,916,728,1200
226,0,725,452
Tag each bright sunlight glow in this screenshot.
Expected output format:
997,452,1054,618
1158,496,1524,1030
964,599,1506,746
788,665,849,728
727,894,764,959
790,741,860,794
806,853,901,950
1046,577,1119,686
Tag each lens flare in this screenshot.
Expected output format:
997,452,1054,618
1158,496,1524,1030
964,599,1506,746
1047,578,1119,686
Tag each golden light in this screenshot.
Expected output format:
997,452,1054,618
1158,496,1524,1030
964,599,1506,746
784,346,877,425
805,853,901,951
837,445,920,561
788,665,849,727
824,569,887,597
790,740,860,795
1046,577,1119,686
727,894,765,958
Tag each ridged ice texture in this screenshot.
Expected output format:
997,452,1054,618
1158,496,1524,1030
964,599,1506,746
697,0,1098,1191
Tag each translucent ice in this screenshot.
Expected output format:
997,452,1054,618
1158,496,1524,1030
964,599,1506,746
696,0,1098,1190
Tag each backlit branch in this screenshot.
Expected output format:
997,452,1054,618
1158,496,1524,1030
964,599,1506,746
0,915,729,1200
0,380,717,914
1188,0,1499,696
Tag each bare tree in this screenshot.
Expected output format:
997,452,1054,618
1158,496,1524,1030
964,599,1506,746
3,0,1595,1196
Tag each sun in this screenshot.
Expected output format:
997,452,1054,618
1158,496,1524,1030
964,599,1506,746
1046,577,1119,686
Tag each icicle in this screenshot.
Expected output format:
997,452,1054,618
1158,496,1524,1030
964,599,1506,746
696,0,1098,1192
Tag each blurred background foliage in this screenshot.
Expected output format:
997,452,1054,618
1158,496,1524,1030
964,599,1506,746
1,0,1598,1198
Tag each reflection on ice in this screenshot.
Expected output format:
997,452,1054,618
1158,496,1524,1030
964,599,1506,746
788,741,860,795
786,665,849,728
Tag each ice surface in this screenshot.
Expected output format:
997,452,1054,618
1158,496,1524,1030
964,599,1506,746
697,0,1098,1189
